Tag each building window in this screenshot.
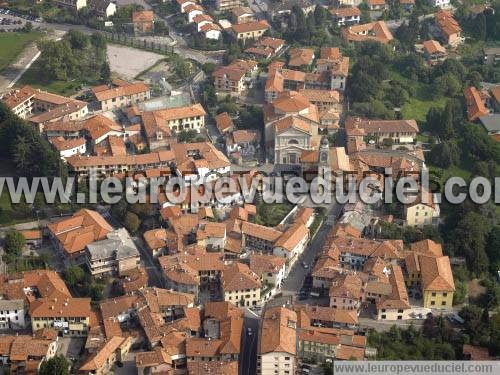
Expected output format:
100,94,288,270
442,301,446,306
431,301,435,306
432,292,436,297
381,314,386,319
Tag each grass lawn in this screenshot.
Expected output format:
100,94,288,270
0,32,42,73
389,70,447,122
17,60,85,96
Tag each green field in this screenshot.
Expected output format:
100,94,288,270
0,32,42,73
389,71,447,122
17,61,84,96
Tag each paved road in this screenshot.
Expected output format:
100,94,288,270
280,202,344,295
240,308,260,375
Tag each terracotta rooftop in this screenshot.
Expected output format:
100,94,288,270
419,255,455,292
260,307,297,355
221,262,261,292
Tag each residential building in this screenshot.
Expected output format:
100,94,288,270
342,21,394,44
0,299,26,330
336,0,363,5
299,89,342,112
245,37,286,60
47,209,113,264
185,4,204,23
464,86,489,121
298,329,366,362
435,10,462,47
345,116,419,144
141,103,207,134
420,255,455,309
0,334,58,373
288,48,315,68
273,223,309,263
400,0,415,11
429,0,450,9
232,20,270,41
216,0,242,11
221,262,262,307
329,274,364,310
267,0,316,17
232,6,255,24
0,85,88,131
215,112,234,134
85,228,141,277
257,307,297,375
329,7,361,26
30,295,92,336
249,254,287,290
242,221,283,252
422,40,447,64
79,336,133,375
484,47,500,65
366,0,387,10
294,305,359,329
193,13,213,31
20,229,43,248
213,66,247,95
92,81,150,112
479,114,500,142
133,10,154,35
49,137,87,159
201,22,222,40
87,0,117,18
404,190,440,227
376,265,412,320
53,0,87,11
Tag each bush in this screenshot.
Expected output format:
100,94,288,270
4,231,25,256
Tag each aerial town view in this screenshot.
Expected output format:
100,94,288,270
0,0,499,374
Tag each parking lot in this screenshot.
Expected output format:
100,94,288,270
0,8,42,31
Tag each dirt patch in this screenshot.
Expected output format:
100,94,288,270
468,278,486,299
107,44,165,81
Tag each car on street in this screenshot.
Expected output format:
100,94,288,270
247,328,252,335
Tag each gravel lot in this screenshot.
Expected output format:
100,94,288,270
107,44,165,81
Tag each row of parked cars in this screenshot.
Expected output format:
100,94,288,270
0,8,42,23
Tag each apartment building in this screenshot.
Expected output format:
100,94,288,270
47,209,113,264
30,296,92,337
216,0,242,11
92,81,151,111
420,255,455,309
85,228,141,277
258,307,297,375
213,66,247,94
221,263,262,307
1,86,88,131
242,221,283,252
143,103,207,133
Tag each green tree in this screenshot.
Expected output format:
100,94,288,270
124,211,140,234
177,129,198,143
100,62,111,82
4,231,25,256
452,212,491,275
63,266,85,287
39,355,69,375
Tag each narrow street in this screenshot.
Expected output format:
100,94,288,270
280,201,344,295
240,309,260,375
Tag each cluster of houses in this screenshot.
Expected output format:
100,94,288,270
176,0,222,40
464,84,500,141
